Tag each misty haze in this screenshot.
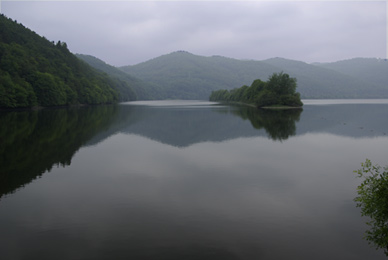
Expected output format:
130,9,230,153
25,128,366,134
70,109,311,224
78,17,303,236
1,1,388,259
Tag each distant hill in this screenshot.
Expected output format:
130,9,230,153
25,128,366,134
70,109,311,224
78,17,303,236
313,58,388,89
76,54,165,100
120,51,388,100
120,51,279,100
0,14,136,108
261,57,388,98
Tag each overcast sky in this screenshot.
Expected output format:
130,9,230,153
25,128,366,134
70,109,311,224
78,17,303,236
1,1,386,66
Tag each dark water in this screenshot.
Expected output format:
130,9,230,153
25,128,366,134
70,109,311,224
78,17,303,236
1,100,388,259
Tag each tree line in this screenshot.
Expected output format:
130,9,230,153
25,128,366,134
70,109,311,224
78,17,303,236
0,14,136,109
209,72,303,108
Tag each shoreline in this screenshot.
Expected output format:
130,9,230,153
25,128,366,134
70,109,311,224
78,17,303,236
0,103,116,112
215,101,303,110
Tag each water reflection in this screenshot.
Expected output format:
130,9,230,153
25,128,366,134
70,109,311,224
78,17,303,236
231,107,302,141
1,101,388,200
120,102,388,145
1,101,388,259
0,106,122,199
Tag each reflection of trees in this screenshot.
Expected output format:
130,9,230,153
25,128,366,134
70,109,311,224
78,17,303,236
232,107,302,141
355,159,388,256
0,105,120,199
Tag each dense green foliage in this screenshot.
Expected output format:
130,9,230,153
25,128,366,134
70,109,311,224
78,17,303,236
355,159,388,256
0,15,135,108
120,51,388,100
209,72,303,108
76,54,163,100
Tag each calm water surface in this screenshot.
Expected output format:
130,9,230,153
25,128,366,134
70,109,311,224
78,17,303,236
1,100,388,259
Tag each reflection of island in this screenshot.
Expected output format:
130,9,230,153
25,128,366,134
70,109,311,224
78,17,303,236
0,106,126,199
1,102,387,199
90,103,388,148
115,105,267,147
231,107,302,141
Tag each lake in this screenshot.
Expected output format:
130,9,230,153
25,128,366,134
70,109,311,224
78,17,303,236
1,99,388,259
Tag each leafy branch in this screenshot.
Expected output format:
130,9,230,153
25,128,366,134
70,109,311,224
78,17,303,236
355,159,388,255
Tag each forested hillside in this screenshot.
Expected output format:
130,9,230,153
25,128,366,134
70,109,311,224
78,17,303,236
313,58,388,89
263,57,388,98
0,15,136,108
120,51,279,100
121,51,388,100
76,54,165,100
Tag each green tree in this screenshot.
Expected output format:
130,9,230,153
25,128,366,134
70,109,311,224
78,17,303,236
209,72,302,108
32,72,67,106
354,159,388,256
209,89,230,101
255,89,279,107
244,79,265,103
267,71,297,96
0,72,36,108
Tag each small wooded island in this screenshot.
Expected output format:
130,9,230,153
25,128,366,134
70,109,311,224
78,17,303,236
209,72,303,108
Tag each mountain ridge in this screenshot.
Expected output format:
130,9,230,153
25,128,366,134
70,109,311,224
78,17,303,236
119,51,388,100
3,9,385,107
76,54,165,100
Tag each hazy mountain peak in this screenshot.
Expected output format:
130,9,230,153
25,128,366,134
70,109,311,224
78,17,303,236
171,50,193,55
263,57,308,65
119,51,388,100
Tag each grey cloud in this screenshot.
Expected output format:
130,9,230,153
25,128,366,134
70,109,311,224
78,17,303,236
2,1,385,66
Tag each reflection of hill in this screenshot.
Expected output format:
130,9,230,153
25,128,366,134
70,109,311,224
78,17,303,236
115,104,267,147
113,102,388,147
2,102,387,199
0,106,123,199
